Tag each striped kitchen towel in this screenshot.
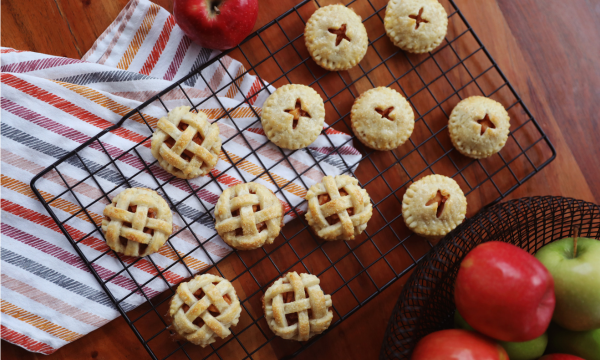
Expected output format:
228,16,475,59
1,0,361,354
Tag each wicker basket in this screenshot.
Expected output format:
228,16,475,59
379,196,600,359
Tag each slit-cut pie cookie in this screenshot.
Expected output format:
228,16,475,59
351,87,415,150
169,274,241,347
402,174,467,242
304,4,368,71
102,187,172,257
384,0,448,54
305,174,372,241
151,106,221,179
261,84,325,150
214,182,284,250
263,272,333,341
449,96,511,159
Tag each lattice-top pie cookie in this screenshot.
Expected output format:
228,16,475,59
263,272,333,341
215,182,284,250
151,106,221,179
351,87,415,150
169,274,241,347
102,188,172,257
305,175,372,241
385,0,448,54
449,96,511,159
305,5,369,71
402,174,467,241
261,84,325,150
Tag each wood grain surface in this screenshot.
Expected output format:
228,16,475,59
2,0,599,359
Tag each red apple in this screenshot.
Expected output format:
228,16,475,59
455,241,555,342
538,355,585,360
411,329,508,360
174,0,258,50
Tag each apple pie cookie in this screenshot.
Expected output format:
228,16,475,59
151,106,221,179
351,87,415,150
385,0,448,54
261,84,325,150
305,174,372,241
263,272,333,341
169,274,241,347
214,182,284,250
402,175,467,241
449,96,511,159
102,188,172,257
305,5,369,71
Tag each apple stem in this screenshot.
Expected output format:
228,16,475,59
214,5,220,15
573,225,580,258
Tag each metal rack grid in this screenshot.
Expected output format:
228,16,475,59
30,0,556,359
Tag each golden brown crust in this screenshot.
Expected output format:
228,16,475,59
351,87,415,150
448,96,511,159
151,106,221,179
304,5,368,71
263,272,333,341
101,187,172,257
260,84,325,150
384,0,448,54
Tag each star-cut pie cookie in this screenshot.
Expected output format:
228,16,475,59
384,0,448,54
263,272,333,341
102,188,172,257
402,174,467,242
305,5,369,71
151,106,221,179
169,274,241,347
351,87,415,150
214,182,284,250
261,84,325,150
305,174,372,241
449,96,511,159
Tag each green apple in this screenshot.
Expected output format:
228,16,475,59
547,322,600,360
535,236,600,331
454,310,547,360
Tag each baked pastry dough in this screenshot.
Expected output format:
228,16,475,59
261,84,325,150
305,175,372,241
263,272,333,341
351,87,415,150
102,188,172,257
169,274,241,347
449,96,511,159
214,182,284,250
402,174,467,241
151,106,221,179
305,5,369,71
384,0,448,53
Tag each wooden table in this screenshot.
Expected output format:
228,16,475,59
2,0,599,359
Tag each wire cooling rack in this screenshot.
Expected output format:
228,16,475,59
31,0,556,359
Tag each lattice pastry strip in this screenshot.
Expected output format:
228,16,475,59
215,182,284,250
151,106,221,179
169,274,241,347
102,188,172,257
305,175,372,241
263,272,333,341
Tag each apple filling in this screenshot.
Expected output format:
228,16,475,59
328,24,351,46
109,205,156,253
231,189,266,236
282,289,312,325
426,190,449,218
284,99,311,130
181,282,232,327
408,7,429,30
476,114,496,135
319,189,354,225
164,122,204,162
375,106,395,121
